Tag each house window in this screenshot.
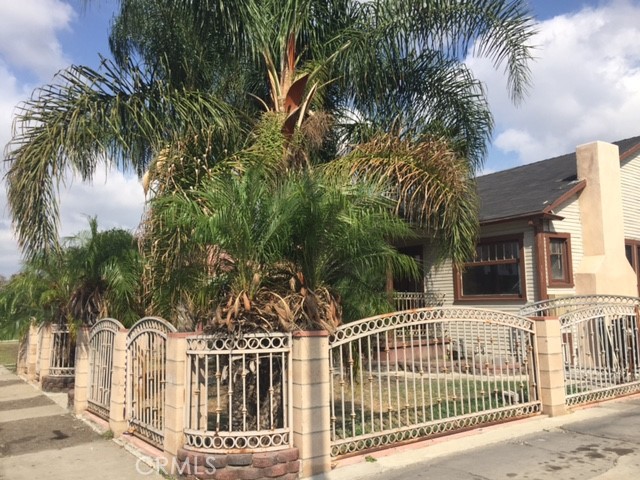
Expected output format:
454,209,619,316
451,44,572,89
454,236,526,300
546,233,573,287
624,239,640,294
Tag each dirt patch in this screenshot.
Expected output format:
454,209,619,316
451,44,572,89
0,413,103,456
0,394,56,411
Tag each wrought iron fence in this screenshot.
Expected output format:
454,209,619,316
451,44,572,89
184,333,292,452
393,292,445,311
329,307,540,457
87,318,124,420
520,295,640,317
126,317,176,448
560,305,640,407
49,323,75,376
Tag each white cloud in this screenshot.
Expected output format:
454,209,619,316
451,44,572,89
469,0,640,166
58,168,146,239
0,0,75,79
0,168,146,277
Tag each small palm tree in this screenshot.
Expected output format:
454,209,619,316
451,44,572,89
147,114,420,331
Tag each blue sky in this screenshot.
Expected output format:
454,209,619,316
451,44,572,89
1,0,640,276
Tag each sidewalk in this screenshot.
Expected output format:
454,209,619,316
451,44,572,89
320,394,640,480
0,365,164,480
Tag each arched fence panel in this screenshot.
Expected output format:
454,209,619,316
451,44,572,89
184,333,293,452
87,318,124,420
126,317,176,448
520,295,640,317
560,305,640,407
329,307,540,458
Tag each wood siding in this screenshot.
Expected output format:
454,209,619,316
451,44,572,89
621,150,640,240
547,196,582,297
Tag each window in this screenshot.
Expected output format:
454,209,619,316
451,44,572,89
393,245,423,292
624,239,640,294
454,236,526,300
546,233,573,287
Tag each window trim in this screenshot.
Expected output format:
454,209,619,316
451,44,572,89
624,239,640,294
545,233,574,288
454,234,527,302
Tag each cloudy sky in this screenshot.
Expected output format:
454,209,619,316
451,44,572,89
1,0,639,276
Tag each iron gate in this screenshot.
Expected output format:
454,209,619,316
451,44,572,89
329,307,541,457
126,316,176,448
87,318,124,420
560,304,640,406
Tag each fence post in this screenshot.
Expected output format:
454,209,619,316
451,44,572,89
109,328,129,435
73,326,91,415
164,332,188,468
532,316,567,416
26,323,39,381
292,331,332,478
37,324,52,385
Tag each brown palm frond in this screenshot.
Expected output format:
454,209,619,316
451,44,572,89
324,134,479,264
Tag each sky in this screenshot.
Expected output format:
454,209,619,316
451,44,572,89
1,0,640,277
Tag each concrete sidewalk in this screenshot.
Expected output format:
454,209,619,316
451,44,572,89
0,365,164,480
321,395,640,480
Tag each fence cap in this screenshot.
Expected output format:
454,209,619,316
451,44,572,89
530,316,560,321
292,330,329,338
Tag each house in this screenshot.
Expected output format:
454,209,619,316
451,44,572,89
398,136,640,313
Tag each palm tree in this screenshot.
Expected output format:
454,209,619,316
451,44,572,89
147,113,420,330
5,0,536,261
0,218,143,339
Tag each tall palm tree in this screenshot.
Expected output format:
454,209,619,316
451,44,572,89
4,0,536,263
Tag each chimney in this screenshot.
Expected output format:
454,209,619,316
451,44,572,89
574,141,637,295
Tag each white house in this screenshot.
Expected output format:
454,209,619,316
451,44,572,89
396,136,640,313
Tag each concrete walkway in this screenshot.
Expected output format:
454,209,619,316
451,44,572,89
0,366,163,479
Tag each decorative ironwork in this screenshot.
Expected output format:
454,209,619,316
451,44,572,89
329,307,540,457
126,317,176,448
520,295,640,317
49,323,75,376
560,305,640,407
87,318,124,420
184,333,292,452
392,292,445,311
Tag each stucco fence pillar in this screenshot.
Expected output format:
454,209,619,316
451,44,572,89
108,328,129,436
292,331,332,478
71,325,91,413
164,332,188,466
21,323,39,380
532,316,567,417
36,323,52,385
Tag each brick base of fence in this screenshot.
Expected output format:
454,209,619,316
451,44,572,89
177,447,300,480
41,375,74,393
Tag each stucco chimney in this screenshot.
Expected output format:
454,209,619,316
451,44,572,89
574,141,637,295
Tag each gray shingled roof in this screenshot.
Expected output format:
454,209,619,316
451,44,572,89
477,136,640,223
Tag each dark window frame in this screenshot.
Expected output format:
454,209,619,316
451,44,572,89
454,234,527,302
545,233,574,288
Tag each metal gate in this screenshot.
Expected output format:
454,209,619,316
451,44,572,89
49,323,75,376
126,316,176,448
87,318,124,420
560,305,640,407
329,307,540,457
